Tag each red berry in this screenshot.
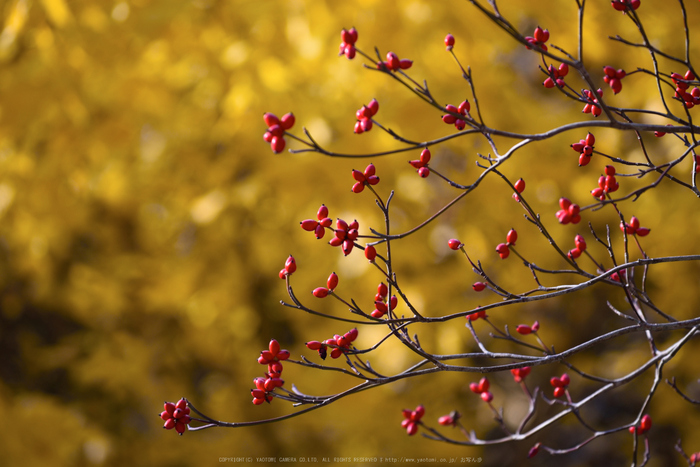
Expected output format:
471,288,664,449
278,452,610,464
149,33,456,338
533,27,549,43
496,243,510,259
313,287,329,298
280,113,295,130
365,244,377,262
399,59,413,70
447,239,462,250
327,272,338,290
420,148,431,164
386,52,400,71
263,112,279,127
516,325,532,335
284,255,296,274
640,414,652,433
506,229,517,245
444,34,455,50
514,178,525,193
270,136,285,153
472,282,486,292
480,391,493,402
418,167,430,178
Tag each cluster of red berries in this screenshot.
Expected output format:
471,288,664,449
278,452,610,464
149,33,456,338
568,234,587,260
438,410,461,427
408,148,432,178
351,163,380,193
525,26,549,52
279,255,297,279
555,197,581,224
305,328,358,360
470,377,494,402
312,272,339,298
550,373,570,398
511,366,531,383
543,63,569,89
672,70,700,109
300,205,332,240
629,414,652,435
603,66,627,94
300,205,359,256
620,216,650,236
252,339,290,405
512,178,526,202
354,98,379,134
611,0,640,11
591,165,619,200
160,398,191,435
371,282,397,318
378,51,413,72
515,321,540,335
442,100,471,131
444,34,455,51
401,405,425,436
263,112,295,153
338,27,358,59
582,88,604,117
571,132,596,166
495,229,517,259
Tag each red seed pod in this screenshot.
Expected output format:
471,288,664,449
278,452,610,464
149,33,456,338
418,167,430,178
568,248,582,259
458,100,471,115
263,131,273,143
409,160,424,169
330,347,343,359
327,272,339,290
344,45,356,59
363,163,376,178
444,34,455,50
420,148,431,164
578,154,591,166
352,181,365,193
454,119,466,131
543,77,555,89
560,373,570,386
478,377,490,393
559,197,572,210
480,391,493,403
558,63,569,77
319,217,332,228
639,415,652,433
496,243,510,259
263,112,280,127
610,78,622,94
604,165,616,176
270,136,285,153
469,382,481,394
306,340,322,350
603,65,617,78
336,219,348,232
533,27,549,43
365,244,377,262
280,113,295,130
399,59,413,70
365,99,379,117
352,169,366,183
301,219,318,231
635,227,650,237
442,114,457,124
342,239,354,256
360,118,373,132
448,239,462,250
575,234,587,251
378,282,388,297
472,282,486,292
553,387,565,398
345,328,358,342
390,295,398,310
348,220,359,230
374,301,388,313
371,309,385,318
313,287,329,298
516,325,532,335
568,203,580,216
386,52,400,71
284,255,297,274
514,178,525,193
314,224,325,239
506,229,517,245
269,339,281,356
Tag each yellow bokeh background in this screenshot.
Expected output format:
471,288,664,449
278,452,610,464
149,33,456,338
0,0,699,466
